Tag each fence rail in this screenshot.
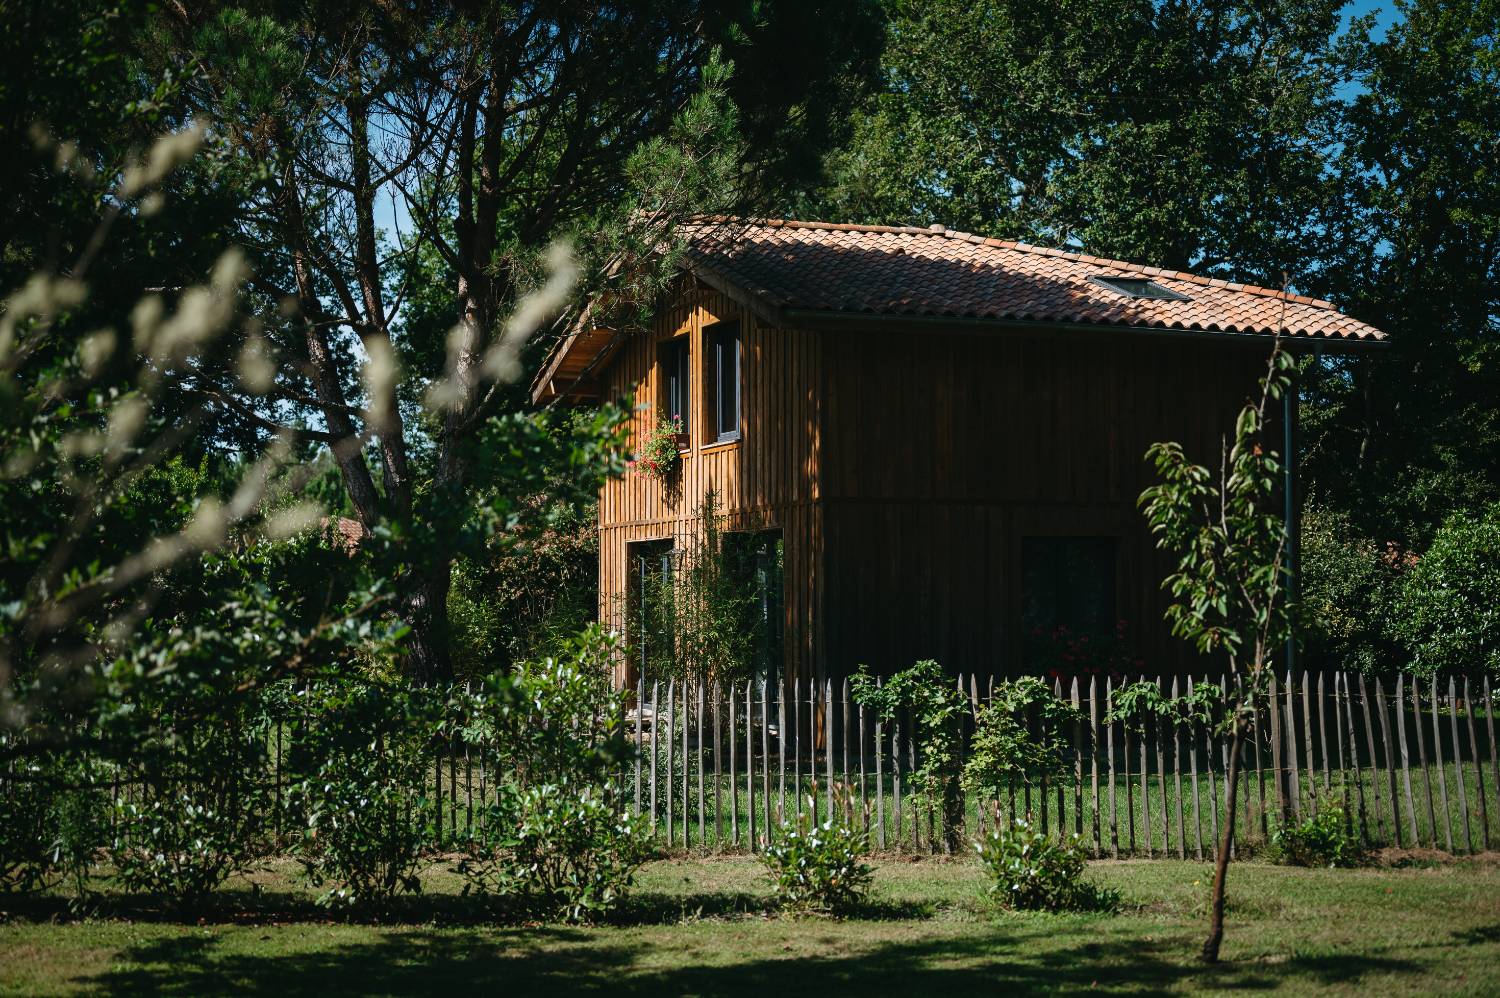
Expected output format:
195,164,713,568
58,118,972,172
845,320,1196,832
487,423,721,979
590,669,1496,856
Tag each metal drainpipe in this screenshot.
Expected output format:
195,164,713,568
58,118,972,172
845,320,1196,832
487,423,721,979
1283,370,1299,674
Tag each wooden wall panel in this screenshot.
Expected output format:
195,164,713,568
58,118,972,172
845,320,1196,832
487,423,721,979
597,279,822,684
818,326,1272,679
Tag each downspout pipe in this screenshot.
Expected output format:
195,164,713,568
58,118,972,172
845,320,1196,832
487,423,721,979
1283,363,1301,675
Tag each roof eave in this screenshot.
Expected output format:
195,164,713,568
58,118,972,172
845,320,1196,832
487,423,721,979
779,307,1391,352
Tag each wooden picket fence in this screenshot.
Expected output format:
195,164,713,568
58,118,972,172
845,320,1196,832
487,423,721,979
569,669,1498,856
22,669,1496,860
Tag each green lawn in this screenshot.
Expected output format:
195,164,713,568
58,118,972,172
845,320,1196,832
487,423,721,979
3,854,1498,995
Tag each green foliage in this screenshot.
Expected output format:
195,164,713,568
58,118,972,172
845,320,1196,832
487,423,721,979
962,678,1080,800
851,659,967,852
472,782,649,924
1393,503,1500,676
1298,502,1407,674
0,752,109,898
458,628,646,924
1268,800,1365,868
807,0,1342,284
1139,347,1296,678
629,492,770,684
975,817,1118,914
634,415,684,484
446,407,629,675
286,682,437,909
1106,680,1224,734
1304,0,1500,550
762,787,874,917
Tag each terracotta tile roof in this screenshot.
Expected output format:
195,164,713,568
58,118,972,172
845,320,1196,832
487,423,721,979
680,218,1388,343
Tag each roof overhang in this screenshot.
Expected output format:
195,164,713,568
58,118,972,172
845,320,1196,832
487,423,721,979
779,307,1392,354
530,324,621,405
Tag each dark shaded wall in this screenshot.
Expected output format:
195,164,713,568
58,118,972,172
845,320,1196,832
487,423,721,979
816,324,1274,678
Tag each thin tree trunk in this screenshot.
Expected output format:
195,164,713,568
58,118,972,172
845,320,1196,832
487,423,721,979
1203,716,1247,964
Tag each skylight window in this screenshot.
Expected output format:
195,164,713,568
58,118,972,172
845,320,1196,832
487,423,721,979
1089,275,1190,301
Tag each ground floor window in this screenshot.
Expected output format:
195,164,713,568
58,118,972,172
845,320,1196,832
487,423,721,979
626,529,782,686
1021,535,1118,670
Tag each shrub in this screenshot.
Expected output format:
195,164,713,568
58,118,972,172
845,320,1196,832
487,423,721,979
851,660,968,853
458,627,645,923
108,663,271,903
762,789,873,916
287,682,436,908
976,817,1118,913
963,677,1081,803
467,783,649,923
1268,800,1364,868
1299,502,1406,673
1393,502,1500,676
0,752,109,897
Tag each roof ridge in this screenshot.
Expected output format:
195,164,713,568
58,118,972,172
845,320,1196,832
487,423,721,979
684,215,1339,312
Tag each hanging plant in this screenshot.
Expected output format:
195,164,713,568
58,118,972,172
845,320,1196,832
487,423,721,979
633,415,684,483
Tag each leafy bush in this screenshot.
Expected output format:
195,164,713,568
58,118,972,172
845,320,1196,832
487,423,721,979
963,677,1081,802
458,628,645,923
1299,502,1406,673
1268,800,1364,868
0,752,110,897
762,788,873,916
105,633,273,903
287,682,436,908
468,783,649,923
976,817,1118,913
1393,502,1500,676
851,659,968,852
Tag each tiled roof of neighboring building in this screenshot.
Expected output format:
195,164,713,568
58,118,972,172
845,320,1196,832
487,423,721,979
679,217,1388,343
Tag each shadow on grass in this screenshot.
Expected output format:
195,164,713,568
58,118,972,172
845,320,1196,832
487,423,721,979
4,884,933,929
76,921,1428,997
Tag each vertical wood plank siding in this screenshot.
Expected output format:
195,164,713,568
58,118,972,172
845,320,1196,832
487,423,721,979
598,278,1273,682
598,281,823,683
818,326,1268,678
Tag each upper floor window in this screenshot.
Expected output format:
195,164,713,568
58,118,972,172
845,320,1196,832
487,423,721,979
708,322,741,443
659,337,690,432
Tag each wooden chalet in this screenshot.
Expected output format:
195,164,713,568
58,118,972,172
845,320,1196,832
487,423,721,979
533,218,1389,685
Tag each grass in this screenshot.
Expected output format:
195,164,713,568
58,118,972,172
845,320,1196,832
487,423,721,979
3,853,1499,995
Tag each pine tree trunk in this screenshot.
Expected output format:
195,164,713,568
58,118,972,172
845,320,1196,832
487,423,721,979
401,557,455,686
1202,718,1247,963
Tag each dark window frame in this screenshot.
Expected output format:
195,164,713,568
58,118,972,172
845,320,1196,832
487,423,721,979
706,322,741,444
657,336,691,446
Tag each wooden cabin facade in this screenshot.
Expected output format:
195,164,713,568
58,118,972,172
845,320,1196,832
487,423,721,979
533,219,1388,685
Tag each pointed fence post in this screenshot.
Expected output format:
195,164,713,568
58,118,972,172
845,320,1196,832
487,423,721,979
1106,676,1119,858
1340,673,1369,842
874,678,885,849
729,679,739,847
1429,675,1453,852
1448,677,1472,854
1394,675,1419,845
1464,677,1490,851
650,680,660,837
635,674,645,819
1187,674,1204,861
761,678,771,841
1171,677,1187,859
745,681,755,850
1355,673,1384,842
1268,670,1288,824
1089,675,1102,856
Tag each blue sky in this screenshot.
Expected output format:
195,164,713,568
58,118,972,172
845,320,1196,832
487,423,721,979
373,2,1409,274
